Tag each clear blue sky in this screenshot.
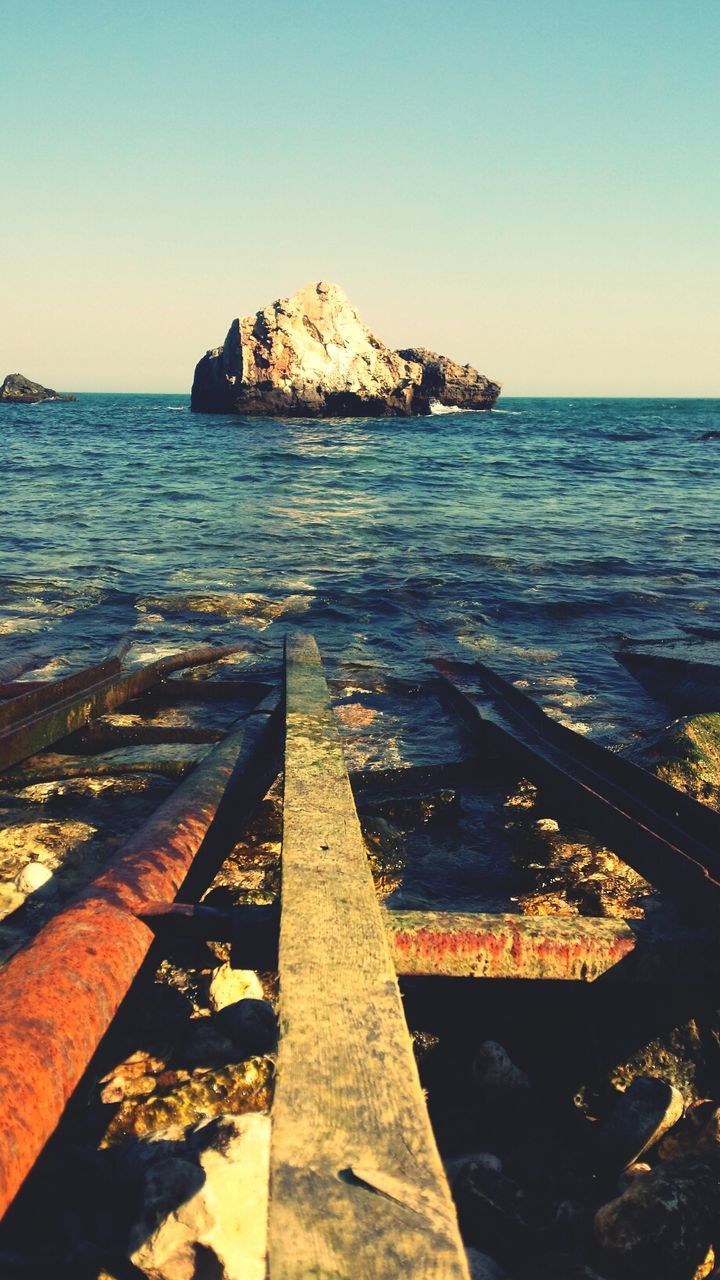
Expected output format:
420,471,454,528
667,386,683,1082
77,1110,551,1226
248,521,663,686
1,0,718,393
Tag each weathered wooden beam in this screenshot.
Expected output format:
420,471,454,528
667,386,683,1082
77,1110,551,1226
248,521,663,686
0,689,282,1219
0,644,241,775
268,634,469,1279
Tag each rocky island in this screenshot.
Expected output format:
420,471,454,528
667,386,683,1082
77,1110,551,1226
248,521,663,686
0,373,76,404
191,282,500,417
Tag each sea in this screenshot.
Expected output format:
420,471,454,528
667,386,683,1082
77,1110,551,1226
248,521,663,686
2,395,719,762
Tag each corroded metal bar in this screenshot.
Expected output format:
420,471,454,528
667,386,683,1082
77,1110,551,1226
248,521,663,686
0,690,282,1218
136,902,713,984
616,649,720,713
61,722,224,753
0,655,124,730
436,660,720,904
0,644,242,774
137,677,275,702
385,910,638,981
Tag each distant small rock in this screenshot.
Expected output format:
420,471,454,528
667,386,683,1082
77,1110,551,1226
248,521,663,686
0,373,76,404
699,430,720,441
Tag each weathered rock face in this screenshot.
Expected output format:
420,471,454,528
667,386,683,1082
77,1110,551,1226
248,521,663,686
397,347,501,411
191,281,501,417
0,373,75,403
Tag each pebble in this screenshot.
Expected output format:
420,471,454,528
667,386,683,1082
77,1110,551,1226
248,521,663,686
15,862,53,894
208,965,263,1011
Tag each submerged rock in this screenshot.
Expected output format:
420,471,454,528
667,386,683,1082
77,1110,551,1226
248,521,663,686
0,373,75,403
191,281,500,417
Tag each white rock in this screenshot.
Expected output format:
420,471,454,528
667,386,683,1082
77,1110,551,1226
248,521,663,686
208,964,263,1011
131,1112,270,1280
15,862,53,894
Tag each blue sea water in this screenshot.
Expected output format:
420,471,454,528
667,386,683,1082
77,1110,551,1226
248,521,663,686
1,395,719,749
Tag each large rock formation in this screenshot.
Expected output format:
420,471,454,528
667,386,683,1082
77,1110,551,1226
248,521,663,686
0,373,75,403
191,282,500,417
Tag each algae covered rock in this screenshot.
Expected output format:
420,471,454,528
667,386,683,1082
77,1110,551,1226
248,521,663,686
633,713,720,810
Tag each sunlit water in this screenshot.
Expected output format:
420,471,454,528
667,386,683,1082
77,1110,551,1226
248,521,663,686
2,395,719,752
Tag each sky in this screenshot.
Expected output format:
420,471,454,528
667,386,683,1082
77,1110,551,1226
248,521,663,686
1,0,718,395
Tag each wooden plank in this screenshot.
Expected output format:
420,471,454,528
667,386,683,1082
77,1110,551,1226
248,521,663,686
268,634,469,1279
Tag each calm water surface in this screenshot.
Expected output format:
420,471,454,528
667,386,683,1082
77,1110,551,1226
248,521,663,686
2,395,719,750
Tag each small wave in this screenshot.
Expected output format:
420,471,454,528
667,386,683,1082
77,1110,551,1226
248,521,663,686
165,406,187,412
429,400,463,415
489,408,522,416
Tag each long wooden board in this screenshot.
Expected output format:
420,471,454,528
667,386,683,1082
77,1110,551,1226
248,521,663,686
268,634,469,1279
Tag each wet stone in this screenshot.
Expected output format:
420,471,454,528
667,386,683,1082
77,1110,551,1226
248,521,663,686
594,1154,720,1280
454,1159,550,1264
465,1247,508,1279
214,999,278,1056
128,1112,271,1280
658,1101,720,1161
597,1076,685,1171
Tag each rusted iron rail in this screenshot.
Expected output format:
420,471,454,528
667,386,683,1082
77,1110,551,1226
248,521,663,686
0,654,124,730
616,649,720,713
0,688,282,1218
138,900,719,984
0,643,241,774
435,658,720,905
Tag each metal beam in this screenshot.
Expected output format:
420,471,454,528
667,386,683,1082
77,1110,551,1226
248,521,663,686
0,644,242,774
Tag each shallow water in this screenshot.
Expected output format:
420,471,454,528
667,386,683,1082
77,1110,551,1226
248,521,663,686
2,395,719,750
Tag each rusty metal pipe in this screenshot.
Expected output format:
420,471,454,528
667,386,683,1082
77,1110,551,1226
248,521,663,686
0,691,281,1218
